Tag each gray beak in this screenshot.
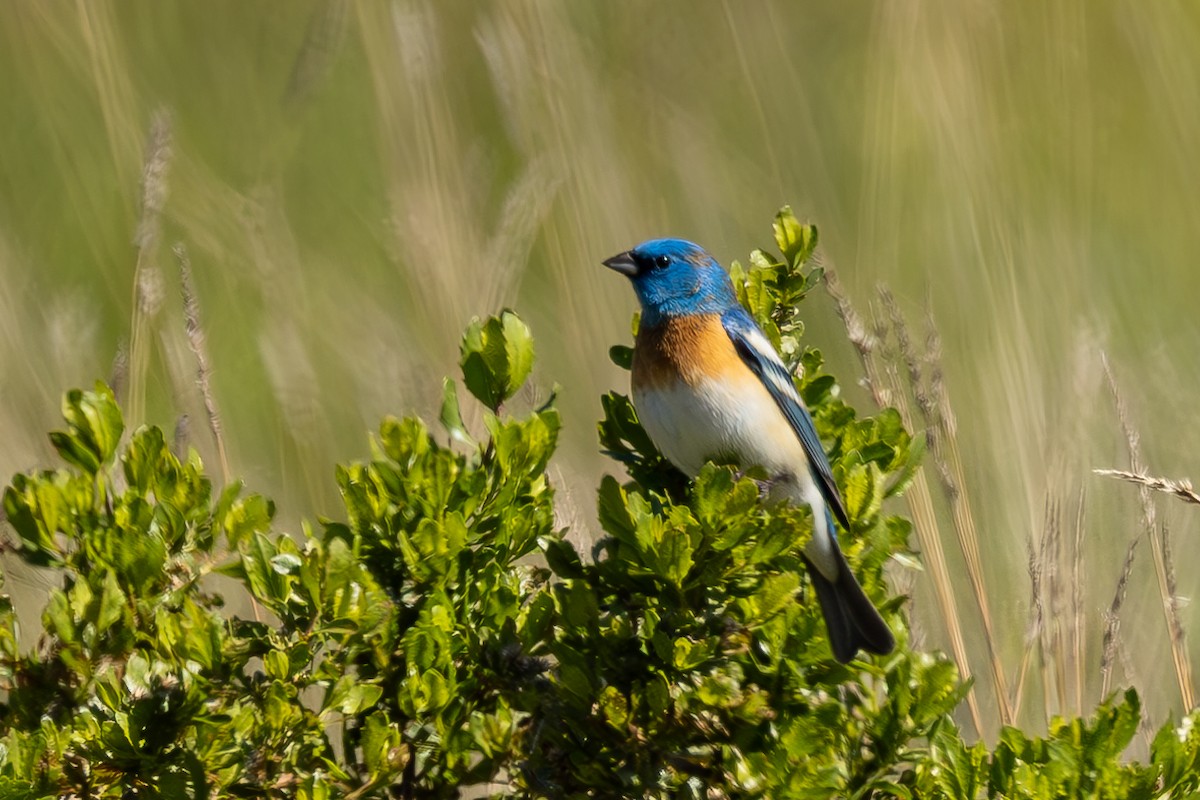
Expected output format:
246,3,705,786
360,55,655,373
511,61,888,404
602,250,639,276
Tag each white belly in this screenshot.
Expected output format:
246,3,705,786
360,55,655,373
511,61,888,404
632,376,840,578
633,376,805,484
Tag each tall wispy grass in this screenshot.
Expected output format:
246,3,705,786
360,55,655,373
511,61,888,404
1,1,1197,740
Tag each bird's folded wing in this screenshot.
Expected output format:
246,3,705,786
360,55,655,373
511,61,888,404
721,308,852,531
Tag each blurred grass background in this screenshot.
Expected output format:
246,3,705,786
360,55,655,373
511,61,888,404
2,1,1198,742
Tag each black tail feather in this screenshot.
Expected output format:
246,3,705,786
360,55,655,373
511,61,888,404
804,549,894,663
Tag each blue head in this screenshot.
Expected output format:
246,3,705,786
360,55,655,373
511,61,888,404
603,238,737,325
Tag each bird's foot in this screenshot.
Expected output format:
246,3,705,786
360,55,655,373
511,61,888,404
732,468,783,499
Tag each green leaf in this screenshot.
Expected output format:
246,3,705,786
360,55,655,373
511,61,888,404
608,344,634,370
672,637,715,670
43,589,75,643
804,265,826,292
597,391,667,470
645,672,671,717
502,309,535,394
553,645,594,699
459,310,535,410
95,570,124,632
487,407,561,478
772,206,818,269
2,473,72,567
48,431,100,474
239,532,292,607
50,382,125,474
271,552,303,575
438,377,476,447
886,429,926,498
221,489,274,550
1109,688,1143,755
326,676,383,716
842,462,884,527
599,686,630,730
597,475,636,543
264,680,299,729
520,589,556,649
264,649,291,680
541,536,584,579
650,520,694,587
460,318,494,408
801,374,836,407
560,580,599,629
741,572,800,625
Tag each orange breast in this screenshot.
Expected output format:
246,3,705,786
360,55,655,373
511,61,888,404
632,314,743,389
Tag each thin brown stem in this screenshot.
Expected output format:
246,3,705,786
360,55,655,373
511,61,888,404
174,243,231,485
880,287,1012,726
128,109,173,428
1071,486,1086,716
1100,538,1138,698
1102,355,1195,710
824,269,982,735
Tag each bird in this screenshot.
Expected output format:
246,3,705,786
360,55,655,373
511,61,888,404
604,237,894,663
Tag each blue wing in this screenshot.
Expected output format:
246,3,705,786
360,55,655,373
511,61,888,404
720,307,851,531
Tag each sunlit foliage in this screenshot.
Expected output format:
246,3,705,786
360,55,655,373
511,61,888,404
1,211,1197,798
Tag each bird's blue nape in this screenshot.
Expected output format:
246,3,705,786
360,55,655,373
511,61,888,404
606,238,738,325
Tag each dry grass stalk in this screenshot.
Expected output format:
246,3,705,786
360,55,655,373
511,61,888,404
880,288,933,421
1100,538,1139,697
1102,355,1196,710
1013,493,1066,723
109,338,129,405
128,109,173,428
882,378,984,736
1011,524,1043,720
1045,495,1068,719
1094,469,1200,507
1038,499,1056,723
1160,520,1188,682
922,299,1015,725
823,266,890,408
879,287,1013,726
1071,486,1086,716
175,243,230,484
823,269,982,735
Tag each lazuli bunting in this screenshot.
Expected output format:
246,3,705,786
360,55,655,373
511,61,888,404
604,238,894,663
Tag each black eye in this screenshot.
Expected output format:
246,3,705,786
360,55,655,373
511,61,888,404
653,255,671,269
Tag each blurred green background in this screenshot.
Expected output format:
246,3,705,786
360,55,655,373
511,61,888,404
2,1,1198,741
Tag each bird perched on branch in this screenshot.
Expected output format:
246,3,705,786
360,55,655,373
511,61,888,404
604,238,893,663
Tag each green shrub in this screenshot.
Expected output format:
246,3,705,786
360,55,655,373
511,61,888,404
1,209,1198,798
